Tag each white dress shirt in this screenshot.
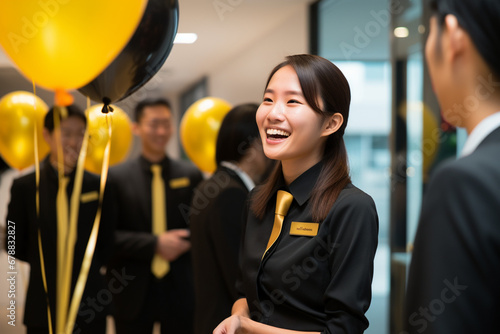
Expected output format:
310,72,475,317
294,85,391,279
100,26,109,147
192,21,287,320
220,161,255,191
460,111,500,156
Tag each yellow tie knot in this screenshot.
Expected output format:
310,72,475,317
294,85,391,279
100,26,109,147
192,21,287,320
275,190,294,216
151,164,162,174
60,176,70,187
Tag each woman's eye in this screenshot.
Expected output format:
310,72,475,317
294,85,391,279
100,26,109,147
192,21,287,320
263,97,273,103
288,99,301,104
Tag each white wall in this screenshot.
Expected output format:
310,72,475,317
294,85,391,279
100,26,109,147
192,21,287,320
158,5,309,160
207,7,309,106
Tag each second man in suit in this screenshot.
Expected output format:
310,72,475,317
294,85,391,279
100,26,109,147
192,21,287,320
107,98,203,334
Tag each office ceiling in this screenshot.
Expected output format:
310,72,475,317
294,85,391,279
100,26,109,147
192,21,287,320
0,0,313,98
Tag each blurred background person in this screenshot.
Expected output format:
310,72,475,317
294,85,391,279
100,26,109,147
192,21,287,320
106,98,203,334
190,103,273,334
405,0,500,333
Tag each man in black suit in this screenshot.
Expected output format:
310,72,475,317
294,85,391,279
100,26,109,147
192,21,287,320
107,98,203,334
190,103,272,334
5,105,115,333
405,1,500,333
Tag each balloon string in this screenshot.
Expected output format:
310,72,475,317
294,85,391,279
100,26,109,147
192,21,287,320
33,81,40,217
62,120,88,334
32,78,54,334
54,106,70,334
65,112,111,333
64,107,92,333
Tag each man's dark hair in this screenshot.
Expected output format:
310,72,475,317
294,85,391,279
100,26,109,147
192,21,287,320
428,0,500,78
429,0,438,14
428,0,446,24
134,98,172,122
215,103,260,165
44,105,87,133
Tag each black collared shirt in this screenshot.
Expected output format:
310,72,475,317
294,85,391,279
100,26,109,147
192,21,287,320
237,162,379,333
139,155,169,174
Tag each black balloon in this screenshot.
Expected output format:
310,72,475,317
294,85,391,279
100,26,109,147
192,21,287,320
79,0,179,106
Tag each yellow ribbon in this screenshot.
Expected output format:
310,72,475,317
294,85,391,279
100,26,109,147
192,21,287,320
34,93,109,334
65,105,112,334
37,99,112,334
54,105,71,334
33,81,54,334
34,81,40,217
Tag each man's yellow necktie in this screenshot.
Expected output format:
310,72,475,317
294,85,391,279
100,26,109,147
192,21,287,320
263,190,294,258
151,164,170,278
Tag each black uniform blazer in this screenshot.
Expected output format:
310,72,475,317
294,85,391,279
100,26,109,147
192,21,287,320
5,158,115,330
190,166,249,334
106,156,203,320
405,126,500,333
237,161,379,333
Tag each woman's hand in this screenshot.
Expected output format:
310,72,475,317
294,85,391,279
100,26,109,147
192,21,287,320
213,315,321,334
213,315,243,334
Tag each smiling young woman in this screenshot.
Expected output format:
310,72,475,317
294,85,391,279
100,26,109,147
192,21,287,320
214,54,379,334
252,55,351,223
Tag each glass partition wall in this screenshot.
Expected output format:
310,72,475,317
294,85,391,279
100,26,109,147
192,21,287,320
314,0,392,332
390,1,456,333
312,0,458,332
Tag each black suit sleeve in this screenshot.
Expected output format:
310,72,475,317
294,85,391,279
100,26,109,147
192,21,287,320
5,179,31,262
235,193,251,300
113,230,157,261
405,162,500,333
106,164,158,262
209,187,248,300
108,159,203,264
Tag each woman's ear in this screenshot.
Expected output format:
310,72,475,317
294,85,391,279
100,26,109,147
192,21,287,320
321,113,343,137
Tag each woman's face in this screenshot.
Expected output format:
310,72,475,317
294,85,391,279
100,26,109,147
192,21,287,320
256,65,330,168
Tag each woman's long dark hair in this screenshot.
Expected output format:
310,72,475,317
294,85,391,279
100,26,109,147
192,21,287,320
251,54,351,223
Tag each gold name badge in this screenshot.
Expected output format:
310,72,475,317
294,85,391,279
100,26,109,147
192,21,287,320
80,191,99,203
289,222,319,237
169,177,190,189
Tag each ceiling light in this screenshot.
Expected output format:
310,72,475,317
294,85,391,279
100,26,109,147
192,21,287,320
174,33,198,44
394,27,409,38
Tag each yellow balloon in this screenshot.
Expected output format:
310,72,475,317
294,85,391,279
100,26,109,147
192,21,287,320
398,101,440,182
85,104,132,174
422,103,439,181
0,0,147,91
0,91,49,170
180,97,232,173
